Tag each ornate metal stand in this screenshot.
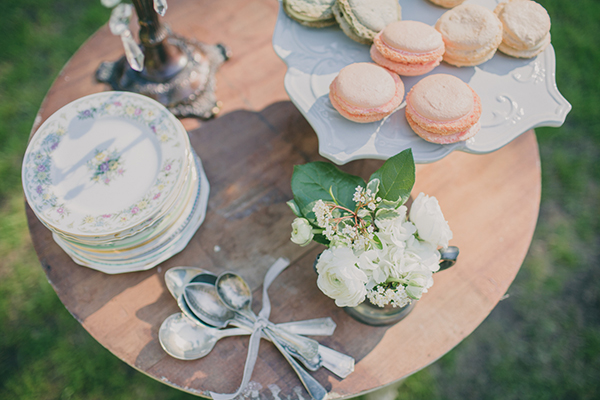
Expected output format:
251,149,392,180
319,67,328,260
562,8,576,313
96,0,229,119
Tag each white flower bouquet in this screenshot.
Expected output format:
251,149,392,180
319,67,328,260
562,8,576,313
288,150,454,309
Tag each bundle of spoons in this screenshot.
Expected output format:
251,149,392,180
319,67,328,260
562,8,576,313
159,260,355,400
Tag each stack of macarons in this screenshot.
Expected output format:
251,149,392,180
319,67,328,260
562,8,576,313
435,4,503,67
370,20,445,76
329,62,405,123
494,0,551,58
282,0,337,28
333,0,402,44
405,74,482,144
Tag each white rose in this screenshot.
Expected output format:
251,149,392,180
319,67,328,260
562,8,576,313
409,193,453,248
358,249,386,284
375,207,417,248
316,247,368,307
405,236,442,272
290,218,314,246
364,245,405,284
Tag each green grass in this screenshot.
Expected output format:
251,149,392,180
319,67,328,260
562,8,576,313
1,0,599,399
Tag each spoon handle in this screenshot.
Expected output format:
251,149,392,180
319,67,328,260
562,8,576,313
266,324,320,361
276,317,336,336
263,329,328,400
234,311,321,362
318,345,355,379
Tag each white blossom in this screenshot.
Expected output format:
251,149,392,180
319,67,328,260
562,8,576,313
313,200,332,228
290,218,313,247
367,285,411,308
352,186,363,203
409,193,453,248
316,248,368,307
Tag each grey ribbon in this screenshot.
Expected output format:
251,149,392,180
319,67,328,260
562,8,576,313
210,258,291,400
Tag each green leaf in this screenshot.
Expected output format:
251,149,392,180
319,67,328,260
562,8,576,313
375,208,402,221
286,200,302,217
372,234,383,250
357,208,371,219
366,178,380,196
291,162,366,217
312,233,330,246
369,149,415,205
379,198,402,210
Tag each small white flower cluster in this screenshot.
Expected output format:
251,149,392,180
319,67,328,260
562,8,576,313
367,285,411,308
307,187,453,308
313,193,378,252
352,186,381,211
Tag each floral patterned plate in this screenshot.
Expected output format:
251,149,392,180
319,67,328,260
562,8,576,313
23,91,190,238
52,151,210,274
48,150,193,245
59,152,197,254
272,0,571,164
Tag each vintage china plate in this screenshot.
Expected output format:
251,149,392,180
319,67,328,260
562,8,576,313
23,92,190,237
52,151,210,274
50,150,194,245
272,0,571,164
60,151,197,256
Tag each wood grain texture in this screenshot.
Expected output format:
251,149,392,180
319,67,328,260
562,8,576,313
25,0,542,398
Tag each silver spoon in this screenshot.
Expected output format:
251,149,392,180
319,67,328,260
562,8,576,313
159,313,248,360
165,267,211,299
184,282,242,328
180,282,354,378
159,310,354,378
179,288,337,337
215,273,320,362
166,268,353,377
165,268,336,336
184,282,322,370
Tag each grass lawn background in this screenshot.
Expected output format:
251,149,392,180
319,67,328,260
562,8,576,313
0,0,598,399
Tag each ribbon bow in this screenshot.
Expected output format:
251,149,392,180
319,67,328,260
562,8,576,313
210,258,292,400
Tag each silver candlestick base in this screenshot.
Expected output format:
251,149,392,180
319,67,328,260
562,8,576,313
97,33,229,119
96,0,229,119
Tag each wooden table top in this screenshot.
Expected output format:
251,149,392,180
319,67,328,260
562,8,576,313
25,0,542,398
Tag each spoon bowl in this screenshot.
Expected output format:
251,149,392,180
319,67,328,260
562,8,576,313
184,282,240,328
158,313,221,360
215,272,254,318
165,267,209,299
165,267,217,301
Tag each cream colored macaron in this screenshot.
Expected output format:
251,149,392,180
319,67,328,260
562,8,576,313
329,63,405,123
427,0,467,8
494,0,551,58
371,20,445,76
435,4,503,67
405,74,482,144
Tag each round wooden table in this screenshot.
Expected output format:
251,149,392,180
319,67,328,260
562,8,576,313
26,0,541,398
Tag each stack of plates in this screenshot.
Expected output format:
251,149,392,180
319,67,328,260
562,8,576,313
22,92,209,274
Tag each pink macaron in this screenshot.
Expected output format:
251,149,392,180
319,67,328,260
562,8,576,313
371,20,445,76
329,62,405,123
405,74,481,144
